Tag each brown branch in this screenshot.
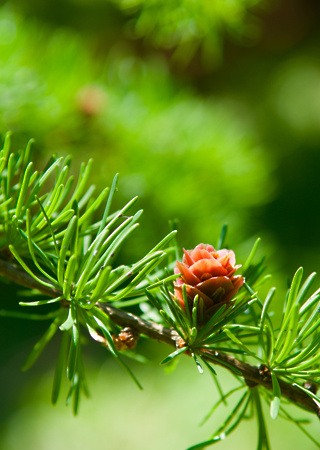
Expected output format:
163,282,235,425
0,255,319,417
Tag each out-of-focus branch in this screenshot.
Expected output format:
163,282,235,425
0,255,319,416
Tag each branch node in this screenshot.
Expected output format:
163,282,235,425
112,327,139,351
258,364,271,381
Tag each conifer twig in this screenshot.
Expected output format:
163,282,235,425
0,253,319,417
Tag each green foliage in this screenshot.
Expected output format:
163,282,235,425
0,5,275,262
145,226,320,448
1,136,320,448
1,0,320,447
116,0,262,65
0,134,176,412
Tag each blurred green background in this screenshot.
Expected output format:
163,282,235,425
1,0,320,448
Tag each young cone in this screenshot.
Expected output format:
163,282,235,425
174,244,244,324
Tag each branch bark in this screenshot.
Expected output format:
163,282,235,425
0,256,319,417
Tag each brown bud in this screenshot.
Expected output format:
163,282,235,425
112,327,139,351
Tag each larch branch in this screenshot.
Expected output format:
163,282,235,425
0,255,319,417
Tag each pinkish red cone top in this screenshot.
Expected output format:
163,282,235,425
174,244,244,323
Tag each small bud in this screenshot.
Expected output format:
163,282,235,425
112,327,139,351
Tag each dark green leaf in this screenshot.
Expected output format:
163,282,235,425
270,372,281,420
216,224,228,250
52,331,70,405
22,314,62,371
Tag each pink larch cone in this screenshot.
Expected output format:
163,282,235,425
174,244,244,324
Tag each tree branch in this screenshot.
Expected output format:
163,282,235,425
0,255,319,417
